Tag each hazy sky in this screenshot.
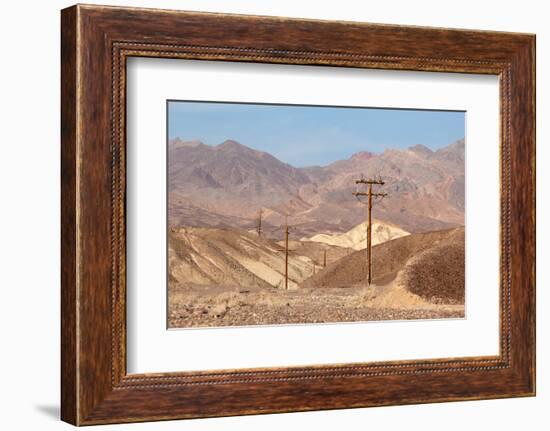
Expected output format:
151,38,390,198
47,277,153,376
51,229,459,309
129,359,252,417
168,101,465,167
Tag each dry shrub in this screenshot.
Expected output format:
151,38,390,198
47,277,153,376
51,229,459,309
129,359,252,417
400,241,465,304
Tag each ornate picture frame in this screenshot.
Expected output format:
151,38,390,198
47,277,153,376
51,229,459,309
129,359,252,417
61,4,535,425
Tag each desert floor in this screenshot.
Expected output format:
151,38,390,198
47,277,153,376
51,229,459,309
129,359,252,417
168,282,464,328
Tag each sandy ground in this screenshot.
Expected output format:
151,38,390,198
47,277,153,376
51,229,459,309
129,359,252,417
168,282,464,328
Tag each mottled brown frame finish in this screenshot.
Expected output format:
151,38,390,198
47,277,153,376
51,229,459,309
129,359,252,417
61,4,535,426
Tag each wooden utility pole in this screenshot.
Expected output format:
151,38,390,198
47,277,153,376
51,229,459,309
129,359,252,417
352,177,387,285
323,250,327,268
284,216,289,290
257,208,262,237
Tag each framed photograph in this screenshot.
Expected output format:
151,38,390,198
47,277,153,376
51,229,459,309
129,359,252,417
164,101,466,330
61,4,536,425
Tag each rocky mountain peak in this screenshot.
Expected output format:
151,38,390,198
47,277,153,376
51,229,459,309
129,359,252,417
408,144,433,157
217,139,246,150
351,151,376,161
169,138,204,150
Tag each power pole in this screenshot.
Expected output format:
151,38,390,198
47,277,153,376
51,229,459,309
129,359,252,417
284,215,289,290
257,208,262,237
323,250,327,268
352,177,387,285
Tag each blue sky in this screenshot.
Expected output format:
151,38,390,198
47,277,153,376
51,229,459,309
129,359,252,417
168,101,465,167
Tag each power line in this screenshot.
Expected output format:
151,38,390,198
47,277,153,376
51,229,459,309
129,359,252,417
257,208,262,237
284,215,289,290
352,177,388,285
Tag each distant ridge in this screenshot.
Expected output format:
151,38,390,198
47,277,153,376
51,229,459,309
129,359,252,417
169,138,465,236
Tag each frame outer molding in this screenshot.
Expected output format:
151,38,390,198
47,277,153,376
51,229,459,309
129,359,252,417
61,5,78,424
61,4,535,426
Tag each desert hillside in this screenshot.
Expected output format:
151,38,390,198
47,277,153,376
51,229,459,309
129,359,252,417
303,219,410,250
168,226,465,328
276,239,353,266
168,227,350,290
300,227,465,304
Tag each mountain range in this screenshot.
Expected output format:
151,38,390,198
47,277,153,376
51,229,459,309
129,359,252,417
168,137,465,238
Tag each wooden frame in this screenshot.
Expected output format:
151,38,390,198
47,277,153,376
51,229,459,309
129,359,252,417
61,4,535,426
